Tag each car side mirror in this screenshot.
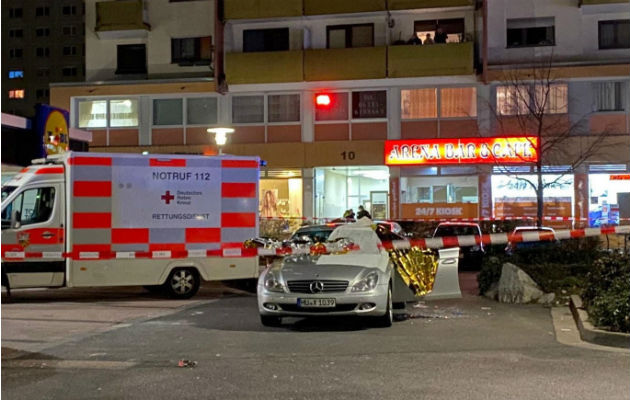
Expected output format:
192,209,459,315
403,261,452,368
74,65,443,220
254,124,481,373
11,209,21,229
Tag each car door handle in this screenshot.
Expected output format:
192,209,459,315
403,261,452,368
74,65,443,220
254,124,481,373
42,231,55,239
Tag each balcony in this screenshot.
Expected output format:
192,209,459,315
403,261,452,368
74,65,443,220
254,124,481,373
304,47,386,81
224,0,302,19
580,0,628,5
304,0,386,15
95,0,150,40
225,50,304,84
388,42,473,78
388,0,474,10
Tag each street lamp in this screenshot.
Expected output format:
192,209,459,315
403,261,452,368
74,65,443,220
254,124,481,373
207,127,234,155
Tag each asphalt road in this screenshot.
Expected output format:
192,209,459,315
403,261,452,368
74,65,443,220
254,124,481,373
2,283,629,400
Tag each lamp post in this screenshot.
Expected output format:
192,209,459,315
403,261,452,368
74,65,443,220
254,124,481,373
207,127,234,155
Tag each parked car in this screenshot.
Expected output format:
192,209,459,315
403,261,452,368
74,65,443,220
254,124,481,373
289,221,406,245
258,221,397,328
505,226,558,255
432,222,484,269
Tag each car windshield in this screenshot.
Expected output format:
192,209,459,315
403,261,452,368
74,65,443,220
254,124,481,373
434,225,479,237
1,186,17,203
290,227,334,243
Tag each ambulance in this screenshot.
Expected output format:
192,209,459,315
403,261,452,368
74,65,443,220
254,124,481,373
1,152,260,298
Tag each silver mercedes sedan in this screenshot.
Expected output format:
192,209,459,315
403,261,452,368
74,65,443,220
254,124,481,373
257,222,394,327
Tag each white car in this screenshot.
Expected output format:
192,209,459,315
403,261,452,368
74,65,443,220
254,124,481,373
257,221,394,327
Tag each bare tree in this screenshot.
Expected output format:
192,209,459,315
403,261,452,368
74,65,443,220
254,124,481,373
486,55,618,227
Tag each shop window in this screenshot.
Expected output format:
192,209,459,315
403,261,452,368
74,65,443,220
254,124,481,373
9,8,23,18
62,67,78,77
440,88,477,118
492,174,573,218
352,91,386,119
243,28,289,53
187,97,218,125
506,18,555,48
36,47,50,57
171,37,212,65
36,6,50,16
9,48,23,58
315,92,349,121
153,99,183,126
260,178,303,218
116,44,147,74
9,29,23,38
62,5,77,15
589,173,629,226
232,96,264,123
63,25,78,36
78,100,107,128
401,88,437,119
8,90,25,99
327,24,374,49
110,99,139,127
36,27,50,37
268,94,300,123
9,70,24,79
63,46,78,56
598,20,630,50
594,82,626,112
414,18,465,44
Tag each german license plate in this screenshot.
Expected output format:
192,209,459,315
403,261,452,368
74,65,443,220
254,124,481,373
298,298,336,308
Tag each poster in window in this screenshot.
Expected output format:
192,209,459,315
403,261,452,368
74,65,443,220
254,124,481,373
352,91,386,119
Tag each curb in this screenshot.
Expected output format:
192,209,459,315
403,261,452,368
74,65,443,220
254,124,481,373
569,295,630,349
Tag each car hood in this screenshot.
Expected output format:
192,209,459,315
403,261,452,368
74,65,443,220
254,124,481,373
275,252,390,281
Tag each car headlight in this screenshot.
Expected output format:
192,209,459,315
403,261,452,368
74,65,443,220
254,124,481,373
263,271,285,293
351,271,379,292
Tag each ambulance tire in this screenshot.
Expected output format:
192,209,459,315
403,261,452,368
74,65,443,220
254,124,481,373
163,267,200,299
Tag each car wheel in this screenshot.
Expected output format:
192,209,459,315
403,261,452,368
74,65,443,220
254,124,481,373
163,268,200,299
374,284,393,328
260,315,282,327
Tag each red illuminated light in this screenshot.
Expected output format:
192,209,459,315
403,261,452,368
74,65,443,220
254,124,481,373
315,94,331,107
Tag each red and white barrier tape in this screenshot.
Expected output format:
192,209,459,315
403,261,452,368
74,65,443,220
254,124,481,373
259,216,630,223
3,225,629,260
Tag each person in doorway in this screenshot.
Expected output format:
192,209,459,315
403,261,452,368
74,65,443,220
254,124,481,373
434,26,447,44
423,33,434,45
357,205,371,220
407,32,422,45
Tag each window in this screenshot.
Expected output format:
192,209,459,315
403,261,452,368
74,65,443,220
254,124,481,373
153,99,183,126
9,8,23,18
506,18,555,47
536,84,567,114
414,18,465,44
9,29,23,38
599,20,630,49
171,37,212,65
1,187,56,228
36,47,50,57
110,99,139,127
496,85,530,115
496,84,567,115
401,88,437,119
36,89,50,99
9,70,24,79
187,97,218,125
36,27,50,37
36,6,50,16
243,28,289,52
116,44,147,74
440,88,477,118
232,96,264,123
594,82,625,112
327,24,374,48
63,25,78,36
9,49,23,58
315,92,349,121
37,68,50,77
9,90,25,99
62,5,77,15
352,91,386,119
62,67,78,77
78,100,107,128
268,94,300,123
63,46,78,56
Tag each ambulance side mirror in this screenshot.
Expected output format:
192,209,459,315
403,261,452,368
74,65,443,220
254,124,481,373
11,209,21,229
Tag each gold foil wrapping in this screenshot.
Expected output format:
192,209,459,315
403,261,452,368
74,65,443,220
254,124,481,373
389,247,439,297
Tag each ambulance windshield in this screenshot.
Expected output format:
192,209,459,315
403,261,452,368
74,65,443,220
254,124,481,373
1,186,17,203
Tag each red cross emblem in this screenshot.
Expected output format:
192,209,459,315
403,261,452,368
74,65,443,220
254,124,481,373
161,190,175,204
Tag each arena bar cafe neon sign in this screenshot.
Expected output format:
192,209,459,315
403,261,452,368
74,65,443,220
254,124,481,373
384,136,539,166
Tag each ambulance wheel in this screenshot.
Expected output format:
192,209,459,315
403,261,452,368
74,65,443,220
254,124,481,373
164,268,200,299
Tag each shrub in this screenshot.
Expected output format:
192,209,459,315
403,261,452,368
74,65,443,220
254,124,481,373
477,256,504,295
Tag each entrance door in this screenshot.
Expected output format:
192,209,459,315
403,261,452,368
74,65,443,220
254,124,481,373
370,191,388,219
1,184,65,288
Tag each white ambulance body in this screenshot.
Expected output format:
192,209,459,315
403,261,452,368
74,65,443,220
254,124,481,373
1,152,260,298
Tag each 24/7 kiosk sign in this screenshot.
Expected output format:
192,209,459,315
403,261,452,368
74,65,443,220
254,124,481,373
384,137,538,166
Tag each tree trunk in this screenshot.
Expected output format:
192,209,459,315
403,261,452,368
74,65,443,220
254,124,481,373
537,171,544,228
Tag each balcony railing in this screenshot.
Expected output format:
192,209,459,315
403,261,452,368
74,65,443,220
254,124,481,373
580,0,627,5
388,42,473,78
388,0,473,10
224,0,302,19
95,0,149,39
303,0,386,15
304,47,387,81
225,50,304,84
